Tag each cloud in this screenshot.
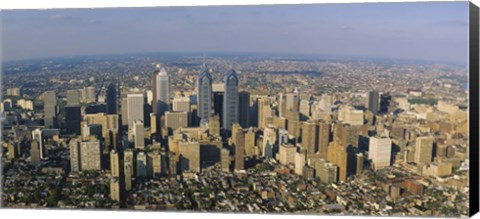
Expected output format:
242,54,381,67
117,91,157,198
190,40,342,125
49,14,73,21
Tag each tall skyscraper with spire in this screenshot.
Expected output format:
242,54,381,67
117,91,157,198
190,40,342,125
197,64,212,122
152,64,170,117
223,69,239,131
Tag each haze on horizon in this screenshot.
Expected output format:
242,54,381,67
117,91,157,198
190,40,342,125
1,2,469,64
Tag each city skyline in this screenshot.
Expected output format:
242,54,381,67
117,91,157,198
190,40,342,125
2,2,469,64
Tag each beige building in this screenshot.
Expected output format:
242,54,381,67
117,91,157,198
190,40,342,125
179,140,201,173
165,111,189,134
110,150,120,177
279,143,296,165
415,136,434,164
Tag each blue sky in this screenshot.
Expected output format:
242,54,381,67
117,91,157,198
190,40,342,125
1,2,469,64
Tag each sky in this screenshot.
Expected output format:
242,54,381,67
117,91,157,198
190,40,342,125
1,2,470,64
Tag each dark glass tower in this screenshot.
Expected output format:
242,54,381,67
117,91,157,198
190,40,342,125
106,83,117,114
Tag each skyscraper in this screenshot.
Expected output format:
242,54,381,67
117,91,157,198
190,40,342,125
368,137,392,170
327,137,348,181
317,121,331,159
127,93,144,129
301,121,318,157
238,91,250,128
110,150,120,177
165,111,189,134
197,64,212,122
65,105,81,135
415,136,434,164
106,83,118,114
43,91,57,128
83,86,96,103
66,89,81,106
124,149,134,191
30,140,41,165
152,64,170,117
232,123,245,171
133,120,145,149
223,70,239,131
367,91,380,115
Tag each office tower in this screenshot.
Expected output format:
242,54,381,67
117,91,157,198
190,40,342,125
168,151,177,176
136,152,147,178
213,92,224,125
172,96,191,112
124,149,134,191
238,91,250,128
147,151,162,178
273,116,287,130
69,138,81,172
220,148,230,172
121,97,128,127
106,83,118,114
30,140,41,165
278,128,289,147
334,123,359,148
32,128,45,159
82,124,103,140
338,106,364,126
127,93,144,129
65,105,81,135
197,64,213,122
301,121,318,157
379,93,392,114
285,90,300,112
133,120,145,149
367,91,380,115
356,153,364,174
279,143,296,165
245,127,256,156
263,125,277,158
368,137,392,170
415,136,434,164
150,113,157,136
258,98,272,130
110,178,121,202
314,159,339,183
179,140,201,173
222,69,239,131
66,89,81,106
327,138,348,181
209,114,220,136
294,148,306,176
317,121,331,159
83,87,96,103
299,99,311,118
44,91,57,128
232,124,245,171
80,139,102,171
152,65,170,117
110,150,120,177
83,113,119,149
165,111,189,134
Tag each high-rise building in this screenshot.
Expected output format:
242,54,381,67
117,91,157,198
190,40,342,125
66,89,81,106
147,151,162,178
83,87,96,103
263,125,277,158
327,138,348,181
179,140,200,173
301,121,318,157
106,83,118,114
367,91,380,115
30,140,41,165
121,97,128,127
279,143,296,165
110,150,120,177
80,139,102,171
232,123,245,171
152,65,170,117
415,136,434,164
110,178,121,202
338,106,364,126
127,93,144,129
368,137,392,170
172,96,191,112
209,114,220,136
379,93,392,114
245,127,256,157
222,70,239,131
44,91,57,128
124,149,134,191
220,148,230,172
356,153,364,174
213,92,224,125
32,128,45,159
165,111,189,134
133,120,145,149
258,98,272,130
197,64,213,122
65,105,81,135
299,99,311,118
314,159,339,183
317,121,331,159
69,138,81,172
294,148,306,176
238,91,250,128
136,152,147,178
83,113,119,149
